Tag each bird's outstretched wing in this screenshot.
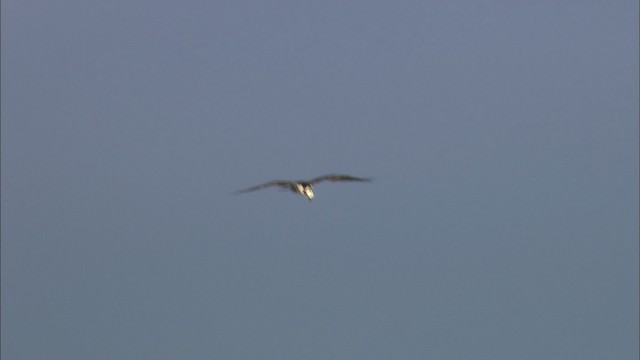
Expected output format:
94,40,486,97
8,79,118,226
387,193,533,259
309,174,372,184
234,180,292,194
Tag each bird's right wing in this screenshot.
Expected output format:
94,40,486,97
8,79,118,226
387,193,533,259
234,180,292,194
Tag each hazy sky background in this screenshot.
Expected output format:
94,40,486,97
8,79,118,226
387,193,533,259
2,1,638,359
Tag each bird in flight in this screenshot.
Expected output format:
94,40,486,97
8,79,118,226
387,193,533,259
234,173,372,201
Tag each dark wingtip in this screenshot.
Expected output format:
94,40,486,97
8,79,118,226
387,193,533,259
354,177,373,183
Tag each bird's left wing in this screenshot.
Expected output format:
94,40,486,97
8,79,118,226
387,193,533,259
309,174,372,184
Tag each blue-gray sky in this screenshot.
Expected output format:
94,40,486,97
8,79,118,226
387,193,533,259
2,1,638,359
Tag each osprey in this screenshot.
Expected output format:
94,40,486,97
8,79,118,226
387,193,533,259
234,173,372,201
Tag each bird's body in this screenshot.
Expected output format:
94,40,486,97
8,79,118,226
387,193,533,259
234,174,371,201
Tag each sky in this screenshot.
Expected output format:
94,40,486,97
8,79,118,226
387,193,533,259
2,1,638,359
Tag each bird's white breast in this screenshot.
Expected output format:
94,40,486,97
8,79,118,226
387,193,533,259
304,187,314,199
